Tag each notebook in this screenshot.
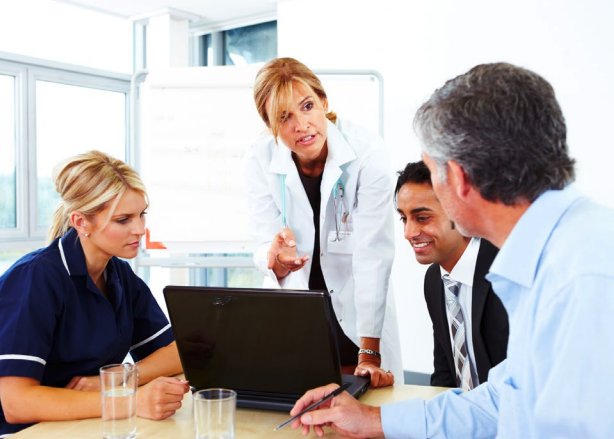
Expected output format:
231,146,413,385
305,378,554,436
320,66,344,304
163,286,370,411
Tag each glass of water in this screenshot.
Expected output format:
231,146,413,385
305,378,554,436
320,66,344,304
100,363,138,439
193,388,237,439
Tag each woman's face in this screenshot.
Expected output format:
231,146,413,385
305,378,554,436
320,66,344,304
270,82,329,163
83,189,148,261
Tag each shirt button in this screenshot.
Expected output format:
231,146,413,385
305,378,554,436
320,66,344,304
321,252,324,257
330,290,334,294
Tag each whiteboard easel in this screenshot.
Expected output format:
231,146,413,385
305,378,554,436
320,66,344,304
132,65,384,257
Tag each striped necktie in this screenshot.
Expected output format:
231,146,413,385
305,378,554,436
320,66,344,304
442,274,478,390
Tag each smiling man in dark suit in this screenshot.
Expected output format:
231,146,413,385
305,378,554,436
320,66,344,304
395,161,508,389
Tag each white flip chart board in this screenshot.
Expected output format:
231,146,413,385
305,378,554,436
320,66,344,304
135,65,383,252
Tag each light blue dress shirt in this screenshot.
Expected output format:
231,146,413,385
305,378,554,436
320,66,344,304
382,186,614,439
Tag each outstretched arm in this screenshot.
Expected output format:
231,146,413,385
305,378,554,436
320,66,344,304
267,228,310,279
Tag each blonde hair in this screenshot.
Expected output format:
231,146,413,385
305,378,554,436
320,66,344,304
47,150,148,243
253,57,337,140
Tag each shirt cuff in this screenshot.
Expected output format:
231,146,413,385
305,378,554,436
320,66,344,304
266,266,293,289
130,325,175,361
381,398,426,439
0,355,46,382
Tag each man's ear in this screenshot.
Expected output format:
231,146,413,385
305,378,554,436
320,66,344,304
447,160,472,200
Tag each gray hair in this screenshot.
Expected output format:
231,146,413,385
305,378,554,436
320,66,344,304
414,62,575,205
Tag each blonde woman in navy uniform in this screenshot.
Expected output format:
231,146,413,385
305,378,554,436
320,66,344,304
0,151,189,437
246,58,403,386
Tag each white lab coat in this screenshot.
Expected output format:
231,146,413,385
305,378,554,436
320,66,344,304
245,118,403,381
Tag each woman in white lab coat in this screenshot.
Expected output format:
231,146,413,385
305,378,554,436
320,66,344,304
245,58,402,387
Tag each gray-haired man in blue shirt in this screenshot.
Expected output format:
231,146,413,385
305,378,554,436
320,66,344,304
289,62,614,439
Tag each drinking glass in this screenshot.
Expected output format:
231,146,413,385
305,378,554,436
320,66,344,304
193,388,237,439
100,363,138,439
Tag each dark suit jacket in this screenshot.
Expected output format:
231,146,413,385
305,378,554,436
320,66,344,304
424,239,509,388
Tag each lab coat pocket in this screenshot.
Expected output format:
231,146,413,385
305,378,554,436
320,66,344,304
327,230,356,254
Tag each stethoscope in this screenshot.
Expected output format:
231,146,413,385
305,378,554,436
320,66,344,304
279,174,348,241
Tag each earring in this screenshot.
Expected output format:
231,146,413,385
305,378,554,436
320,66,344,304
84,233,90,237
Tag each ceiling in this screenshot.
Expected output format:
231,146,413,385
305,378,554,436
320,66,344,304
53,0,280,25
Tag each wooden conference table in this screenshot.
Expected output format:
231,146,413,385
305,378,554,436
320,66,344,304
13,382,448,438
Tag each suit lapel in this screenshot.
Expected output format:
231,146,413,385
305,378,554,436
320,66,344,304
471,240,496,379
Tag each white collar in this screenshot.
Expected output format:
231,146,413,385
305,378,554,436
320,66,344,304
59,235,107,281
268,119,357,175
440,237,481,287
58,237,71,275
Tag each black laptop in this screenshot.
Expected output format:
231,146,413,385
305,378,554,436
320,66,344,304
163,286,370,411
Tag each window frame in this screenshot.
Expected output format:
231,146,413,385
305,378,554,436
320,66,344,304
0,60,28,242
0,52,131,248
189,16,277,67
221,20,277,66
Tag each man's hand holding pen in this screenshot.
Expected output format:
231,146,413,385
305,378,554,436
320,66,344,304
288,383,384,438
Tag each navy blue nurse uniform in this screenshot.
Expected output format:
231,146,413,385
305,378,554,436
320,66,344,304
0,228,174,436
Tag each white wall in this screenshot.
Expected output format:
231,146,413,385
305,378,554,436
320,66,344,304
0,0,132,73
278,0,614,373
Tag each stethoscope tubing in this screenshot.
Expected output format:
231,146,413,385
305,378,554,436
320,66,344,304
279,174,347,239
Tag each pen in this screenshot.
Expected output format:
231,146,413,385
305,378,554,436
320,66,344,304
273,382,352,431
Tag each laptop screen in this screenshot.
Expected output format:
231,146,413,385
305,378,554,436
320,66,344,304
163,287,344,396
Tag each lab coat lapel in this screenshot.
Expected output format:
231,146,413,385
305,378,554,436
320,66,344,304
320,121,357,219
268,138,311,227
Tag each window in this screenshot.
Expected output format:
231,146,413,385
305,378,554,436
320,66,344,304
223,21,278,66
36,81,126,229
0,58,130,253
0,0,132,271
196,20,277,67
200,34,213,67
0,74,16,229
